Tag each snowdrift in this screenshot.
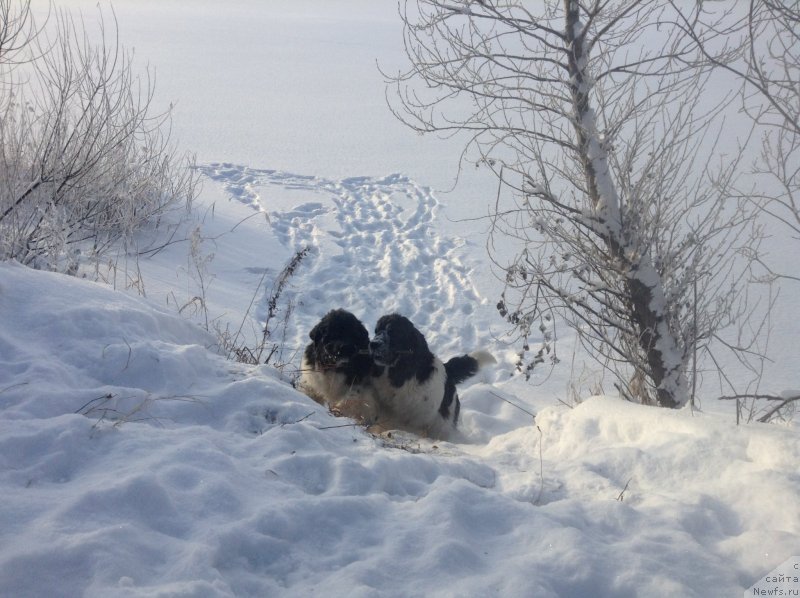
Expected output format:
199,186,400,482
1,261,798,597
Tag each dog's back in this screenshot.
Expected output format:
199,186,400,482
368,314,496,439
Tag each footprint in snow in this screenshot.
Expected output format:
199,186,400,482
198,163,485,366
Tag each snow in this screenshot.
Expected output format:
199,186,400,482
2,1,800,596
3,260,798,596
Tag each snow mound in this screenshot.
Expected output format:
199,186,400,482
1,261,798,596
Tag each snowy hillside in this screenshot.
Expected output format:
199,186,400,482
1,174,799,596
2,1,799,596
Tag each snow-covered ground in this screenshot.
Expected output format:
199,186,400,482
2,1,799,596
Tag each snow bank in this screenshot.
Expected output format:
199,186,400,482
1,261,798,597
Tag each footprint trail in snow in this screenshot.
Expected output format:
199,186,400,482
198,163,488,367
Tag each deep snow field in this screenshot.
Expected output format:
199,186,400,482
2,1,799,597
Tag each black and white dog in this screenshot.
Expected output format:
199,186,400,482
368,313,495,439
299,309,380,425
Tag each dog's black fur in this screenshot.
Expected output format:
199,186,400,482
299,310,493,438
303,309,373,385
369,313,493,438
299,309,380,423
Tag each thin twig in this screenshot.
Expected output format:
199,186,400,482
489,391,536,419
282,411,315,426
316,422,363,430
534,424,545,505
616,478,632,502
0,381,30,395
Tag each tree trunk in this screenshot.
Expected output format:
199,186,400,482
564,0,688,408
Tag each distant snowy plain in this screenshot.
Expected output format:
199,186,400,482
2,1,799,596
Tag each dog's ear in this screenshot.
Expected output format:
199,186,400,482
352,321,370,347
374,314,391,334
309,318,327,342
412,325,429,354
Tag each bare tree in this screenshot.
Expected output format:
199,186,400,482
387,0,763,408
673,1,799,420
673,0,799,281
0,0,197,273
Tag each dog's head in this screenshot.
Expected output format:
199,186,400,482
306,309,370,369
370,314,433,380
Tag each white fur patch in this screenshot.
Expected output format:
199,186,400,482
299,355,379,424
370,357,456,439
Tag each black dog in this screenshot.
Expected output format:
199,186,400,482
299,309,380,424
368,313,495,439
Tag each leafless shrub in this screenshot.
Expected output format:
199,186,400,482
0,0,197,273
217,246,310,369
75,391,203,431
720,391,799,425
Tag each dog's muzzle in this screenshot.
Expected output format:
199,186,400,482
369,330,393,366
321,342,357,366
